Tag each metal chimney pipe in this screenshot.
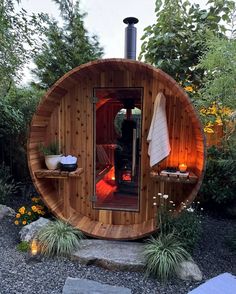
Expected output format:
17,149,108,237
123,17,139,60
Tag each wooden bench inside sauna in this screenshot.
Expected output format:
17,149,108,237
28,18,205,240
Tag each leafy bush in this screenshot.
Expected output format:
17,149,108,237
0,163,18,204
37,219,83,257
16,241,30,252
14,197,48,226
200,146,236,204
156,193,202,251
167,210,202,251
144,233,191,281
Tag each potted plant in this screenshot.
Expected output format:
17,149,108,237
39,142,62,170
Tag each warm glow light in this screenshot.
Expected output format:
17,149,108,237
31,239,38,256
122,171,132,181
179,163,187,173
111,176,115,180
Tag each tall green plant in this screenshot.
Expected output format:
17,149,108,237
32,0,103,89
139,0,235,89
196,35,236,152
0,0,43,96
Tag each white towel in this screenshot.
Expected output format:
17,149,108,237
147,92,171,167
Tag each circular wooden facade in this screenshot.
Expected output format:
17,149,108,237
28,59,206,240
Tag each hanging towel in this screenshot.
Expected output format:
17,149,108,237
147,92,171,167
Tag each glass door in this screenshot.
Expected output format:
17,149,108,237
93,87,142,211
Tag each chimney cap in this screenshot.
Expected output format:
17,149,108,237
123,17,139,25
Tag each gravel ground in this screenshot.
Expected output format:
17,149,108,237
0,214,235,294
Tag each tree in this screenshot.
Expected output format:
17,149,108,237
32,0,104,89
139,0,235,89
0,0,41,97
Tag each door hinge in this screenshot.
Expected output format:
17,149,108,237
90,195,97,202
90,96,98,104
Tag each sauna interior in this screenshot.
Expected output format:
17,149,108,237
28,58,206,240
94,87,142,211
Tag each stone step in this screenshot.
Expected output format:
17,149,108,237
62,277,131,294
72,239,145,272
189,273,236,294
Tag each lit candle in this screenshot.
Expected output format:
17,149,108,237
31,239,38,256
179,163,187,173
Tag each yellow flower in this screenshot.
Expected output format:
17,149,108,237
16,213,21,218
28,212,32,216
37,210,42,215
184,86,193,92
19,207,25,214
204,127,214,133
14,220,19,225
32,197,40,203
22,220,27,225
31,206,37,212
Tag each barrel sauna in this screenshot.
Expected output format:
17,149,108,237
28,58,206,240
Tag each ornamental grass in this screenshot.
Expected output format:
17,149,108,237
144,232,191,282
37,219,83,257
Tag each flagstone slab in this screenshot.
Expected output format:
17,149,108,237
72,239,145,271
62,277,131,294
189,273,236,294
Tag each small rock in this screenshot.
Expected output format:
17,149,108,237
176,260,203,281
19,217,51,242
0,204,15,220
62,277,131,294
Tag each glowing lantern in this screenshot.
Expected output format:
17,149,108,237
122,170,132,182
31,239,38,256
179,163,187,173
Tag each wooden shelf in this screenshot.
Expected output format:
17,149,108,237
34,168,84,179
150,170,198,184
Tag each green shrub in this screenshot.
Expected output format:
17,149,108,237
200,146,236,204
37,219,83,257
168,210,202,251
157,204,202,251
144,233,191,281
0,163,18,204
16,241,30,252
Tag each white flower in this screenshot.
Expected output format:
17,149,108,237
153,196,156,199
169,200,174,203
201,207,204,211
158,193,162,196
153,202,157,206
187,207,194,212
163,194,169,199
172,203,176,206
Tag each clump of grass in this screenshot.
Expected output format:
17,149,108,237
144,232,191,281
17,241,30,252
37,219,83,257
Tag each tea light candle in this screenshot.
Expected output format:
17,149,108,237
179,163,187,173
